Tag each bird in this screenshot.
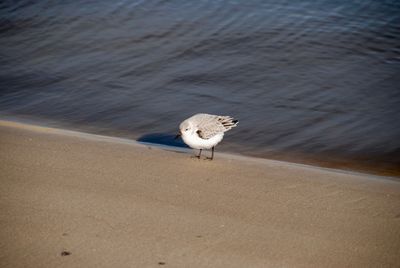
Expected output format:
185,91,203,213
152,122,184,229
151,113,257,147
176,113,238,160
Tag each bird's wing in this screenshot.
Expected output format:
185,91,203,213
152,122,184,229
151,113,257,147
195,114,238,139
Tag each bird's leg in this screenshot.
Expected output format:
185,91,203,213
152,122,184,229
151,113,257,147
206,147,214,160
192,149,202,159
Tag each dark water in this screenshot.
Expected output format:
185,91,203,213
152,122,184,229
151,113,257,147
1,1,400,176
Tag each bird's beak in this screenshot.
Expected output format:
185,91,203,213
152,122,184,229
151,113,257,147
174,132,181,140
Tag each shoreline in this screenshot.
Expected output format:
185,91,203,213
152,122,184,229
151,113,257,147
0,118,397,182
1,119,400,267
1,114,399,179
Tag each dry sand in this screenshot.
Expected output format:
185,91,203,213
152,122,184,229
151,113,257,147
0,120,399,268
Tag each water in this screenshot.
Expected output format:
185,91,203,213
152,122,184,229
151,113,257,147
1,0,399,176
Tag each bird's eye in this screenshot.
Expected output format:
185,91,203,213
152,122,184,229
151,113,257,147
185,128,189,131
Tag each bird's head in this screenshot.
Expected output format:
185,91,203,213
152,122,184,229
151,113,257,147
180,120,194,135
175,120,195,139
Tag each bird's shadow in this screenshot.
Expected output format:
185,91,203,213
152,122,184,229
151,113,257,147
137,133,189,149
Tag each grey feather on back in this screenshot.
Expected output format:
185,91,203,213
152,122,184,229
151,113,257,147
193,114,238,139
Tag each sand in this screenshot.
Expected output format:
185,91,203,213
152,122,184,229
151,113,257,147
0,120,399,268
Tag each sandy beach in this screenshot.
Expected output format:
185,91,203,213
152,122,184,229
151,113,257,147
0,120,399,268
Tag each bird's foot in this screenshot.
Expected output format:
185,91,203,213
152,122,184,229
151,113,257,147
204,157,214,161
191,155,201,159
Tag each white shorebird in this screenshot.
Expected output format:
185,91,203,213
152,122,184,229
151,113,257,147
176,113,238,160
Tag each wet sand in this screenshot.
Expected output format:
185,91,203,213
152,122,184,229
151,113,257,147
0,120,399,268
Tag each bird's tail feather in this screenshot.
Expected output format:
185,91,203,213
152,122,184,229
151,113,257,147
218,116,239,131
